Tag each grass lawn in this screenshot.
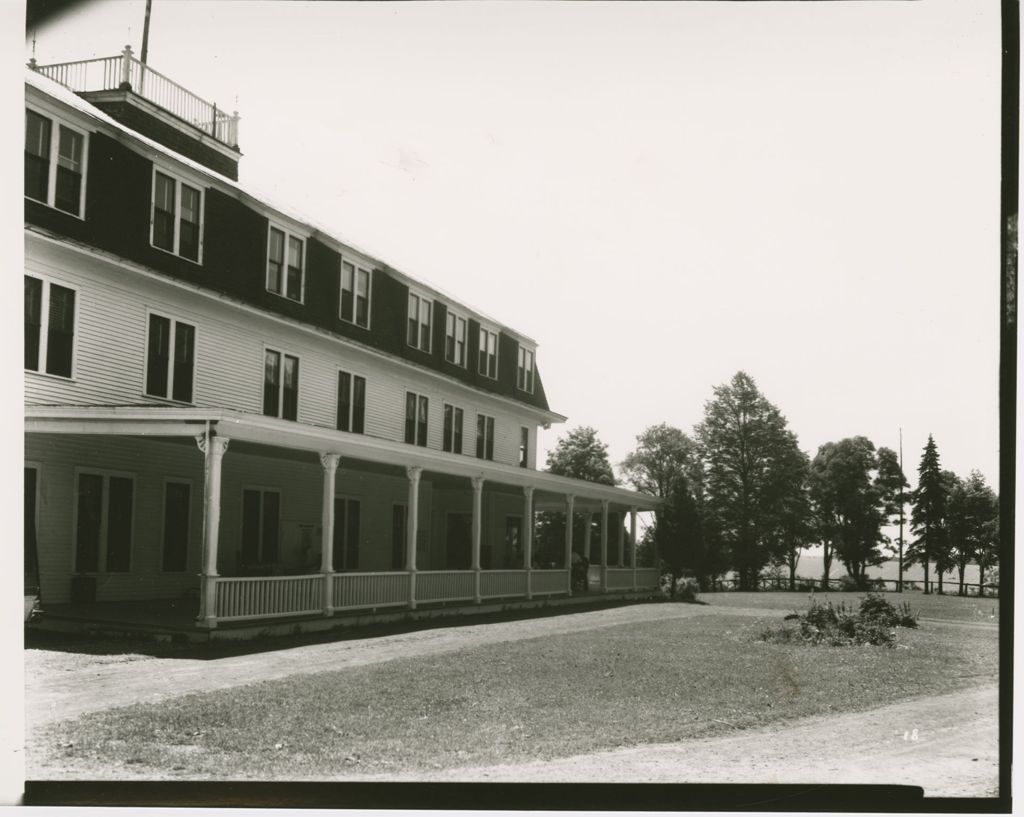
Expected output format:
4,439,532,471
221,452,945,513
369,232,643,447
32,601,998,780
705,591,1000,623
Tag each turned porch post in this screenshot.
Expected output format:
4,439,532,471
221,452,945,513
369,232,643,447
523,486,534,600
600,499,609,592
564,494,575,595
196,434,229,629
471,476,484,603
406,466,422,609
617,510,625,567
319,453,340,616
630,506,638,590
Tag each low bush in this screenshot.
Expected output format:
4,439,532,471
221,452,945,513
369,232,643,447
858,593,918,628
659,575,701,602
760,594,920,648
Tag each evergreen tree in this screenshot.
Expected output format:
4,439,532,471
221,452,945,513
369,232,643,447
908,434,947,594
695,372,807,590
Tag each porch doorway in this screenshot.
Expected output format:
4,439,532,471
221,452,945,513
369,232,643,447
25,466,40,611
445,512,472,569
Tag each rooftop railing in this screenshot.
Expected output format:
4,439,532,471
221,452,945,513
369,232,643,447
30,45,239,148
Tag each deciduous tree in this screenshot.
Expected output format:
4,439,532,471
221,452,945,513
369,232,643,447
946,470,998,596
809,437,888,589
875,446,910,590
534,426,616,567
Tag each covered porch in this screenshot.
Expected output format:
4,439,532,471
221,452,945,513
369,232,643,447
26,406,661,634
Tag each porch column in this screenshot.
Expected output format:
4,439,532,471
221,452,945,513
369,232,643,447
617,510,625,567
471,476,484,604
406,466,422,610
523,486,534,600
583,512,593,562
319,453,340,616
600,499,609,592
196,434,229,629
564,494,575,595
630,507,638,590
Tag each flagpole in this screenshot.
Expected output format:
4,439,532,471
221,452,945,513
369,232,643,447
898,427,904,593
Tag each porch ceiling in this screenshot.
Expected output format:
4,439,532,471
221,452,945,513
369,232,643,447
25,405,661,510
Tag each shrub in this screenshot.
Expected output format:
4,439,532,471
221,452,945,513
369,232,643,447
658,574,700,602
858,593,918,628
836,575,861,591
675,576,700,602
760,595,920,648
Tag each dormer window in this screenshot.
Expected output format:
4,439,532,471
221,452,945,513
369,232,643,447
151,168,203,263
25,108,87,218
517,346,535,393
407,291,432,352
478,327,498,379
445,310,467,367
267,224,304,302
340,259,371,328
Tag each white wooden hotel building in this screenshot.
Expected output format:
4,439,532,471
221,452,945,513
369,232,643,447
24,49,660,633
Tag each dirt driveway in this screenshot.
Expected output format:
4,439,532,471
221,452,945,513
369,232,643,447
369,683,998,797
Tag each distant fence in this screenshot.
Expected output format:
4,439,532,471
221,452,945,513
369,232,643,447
700,574,999,597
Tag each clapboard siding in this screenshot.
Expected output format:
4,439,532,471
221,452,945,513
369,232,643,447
26,238,542,468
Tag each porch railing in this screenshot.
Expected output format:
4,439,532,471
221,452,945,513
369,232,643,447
31,46,239,146
531,569,569,595
605,568,635,590
416,570,476,603
479,570,528,599
215,574,322,622
333,571,410,611
207,566,648,625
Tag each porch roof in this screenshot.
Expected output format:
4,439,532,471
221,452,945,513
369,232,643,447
25,405,661,512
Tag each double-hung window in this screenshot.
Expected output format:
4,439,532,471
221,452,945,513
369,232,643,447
75,470,134,573
519,426,530,468
407,292,432,352
25,275,76,379
405,392,429,446
340,260,371,328
476,414,495,461
267,225,304,302
145,313,196,403
443,404,464,454
517,346,535,393
25,108,87,217
337,370,366,433
151,168,203,262
445,311,467,366
263,348,299,421
478,328,498,379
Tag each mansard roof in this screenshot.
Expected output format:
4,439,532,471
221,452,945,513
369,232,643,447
27,69,539,348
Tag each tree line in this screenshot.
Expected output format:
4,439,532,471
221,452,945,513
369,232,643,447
541,371,999,595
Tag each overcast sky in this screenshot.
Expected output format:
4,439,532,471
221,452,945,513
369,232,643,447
22,0,1002,490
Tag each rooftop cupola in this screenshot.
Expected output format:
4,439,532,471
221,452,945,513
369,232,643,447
30,45,242,181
